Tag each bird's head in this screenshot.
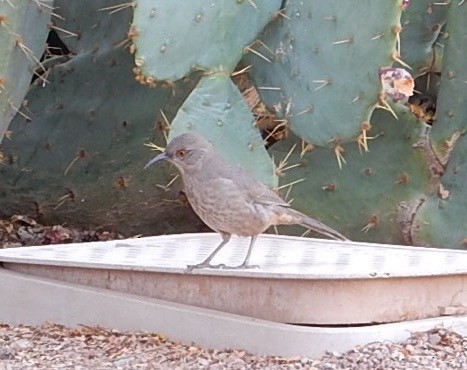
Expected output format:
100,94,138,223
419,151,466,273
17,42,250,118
144,132,213,173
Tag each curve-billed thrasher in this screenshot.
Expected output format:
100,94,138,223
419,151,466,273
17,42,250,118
145,133,348,270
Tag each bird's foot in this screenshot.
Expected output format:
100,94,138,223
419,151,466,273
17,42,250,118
186,262,260,272
185,262,222,272
224,263,260,270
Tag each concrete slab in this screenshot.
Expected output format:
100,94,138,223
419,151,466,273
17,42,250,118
1,268,467,358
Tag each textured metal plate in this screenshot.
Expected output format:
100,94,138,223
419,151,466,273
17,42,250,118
0,233,466,278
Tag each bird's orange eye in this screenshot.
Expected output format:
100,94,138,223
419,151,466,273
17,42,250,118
176,149,186,158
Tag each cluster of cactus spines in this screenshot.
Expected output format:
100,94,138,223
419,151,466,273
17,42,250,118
169,74,277,187
0,0,51,145
399,0,448,77
130,0,281,83
409,1,467,248
271,106,433,244
0,2,202,234
243,0,405,152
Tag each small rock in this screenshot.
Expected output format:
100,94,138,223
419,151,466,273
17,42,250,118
429,333,442,345
0,346,15,360
11,338,33,350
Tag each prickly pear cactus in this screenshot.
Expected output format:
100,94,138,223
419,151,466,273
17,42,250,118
410,1,467,248
0,0,51,144
0,2,204,235
244,0,404,147
169,74,277,187
399,0,447,76
131,0,281,186
270,106,433,244
131,0,281,81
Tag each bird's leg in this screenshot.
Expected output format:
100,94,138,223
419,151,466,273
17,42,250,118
232,235,260,269
186,233,231,271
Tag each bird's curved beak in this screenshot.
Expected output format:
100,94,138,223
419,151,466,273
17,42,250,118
144,152,169,169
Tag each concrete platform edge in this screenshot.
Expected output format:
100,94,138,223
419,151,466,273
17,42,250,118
1,268,466,358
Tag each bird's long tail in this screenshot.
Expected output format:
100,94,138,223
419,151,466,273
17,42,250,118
282,208,349,241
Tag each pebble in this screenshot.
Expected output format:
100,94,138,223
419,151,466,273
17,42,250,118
0,323,466,369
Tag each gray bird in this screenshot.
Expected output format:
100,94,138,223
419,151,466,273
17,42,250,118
145,132,348,270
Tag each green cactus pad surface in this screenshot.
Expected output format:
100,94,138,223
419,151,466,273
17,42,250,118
411,2,467,248
399,0,447,76
245,0,403,147
428,2,467,157
0,45,201,235
270,106,432,244
169,74,277,188
53,0,129,54
0,1,51,143
132,0,281,81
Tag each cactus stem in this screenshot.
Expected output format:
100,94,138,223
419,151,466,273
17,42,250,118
334,145,347,169
244,46,271,63
99,2,135,15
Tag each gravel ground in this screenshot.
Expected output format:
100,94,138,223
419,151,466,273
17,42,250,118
0,323,466,369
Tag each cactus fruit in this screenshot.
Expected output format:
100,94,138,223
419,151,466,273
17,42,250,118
0,0,52,144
